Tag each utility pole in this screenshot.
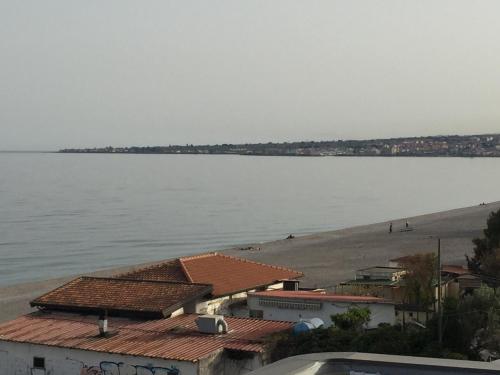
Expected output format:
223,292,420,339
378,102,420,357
437,238,443,347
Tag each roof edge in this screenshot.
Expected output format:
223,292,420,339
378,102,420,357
30,277,85,307
211,281,297,298
179,258,195,283
86,276,212,287
250,292,394,304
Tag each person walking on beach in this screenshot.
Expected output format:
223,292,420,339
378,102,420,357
405,220,409,229
389,222,393,233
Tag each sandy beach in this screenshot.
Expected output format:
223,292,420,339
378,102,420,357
1,201,498,323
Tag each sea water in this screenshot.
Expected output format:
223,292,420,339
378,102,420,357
1,152,499,285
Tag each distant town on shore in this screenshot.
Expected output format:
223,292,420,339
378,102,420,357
60,133,500,157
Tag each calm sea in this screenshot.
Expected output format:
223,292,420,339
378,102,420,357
1,153,499,286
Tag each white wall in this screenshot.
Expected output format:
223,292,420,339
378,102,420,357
0,341,196,375
247,297,395,329
199,350,263,375
188,283,284,316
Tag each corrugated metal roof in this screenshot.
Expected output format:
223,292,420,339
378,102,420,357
250,290,393,304
31,277,212,318
0,312,292,362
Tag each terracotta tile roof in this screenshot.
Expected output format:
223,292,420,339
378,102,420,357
31,277,212,318
120,252,303,297
0,312,292,362
120,259,189,282
389,255,415,263
442,265,469,276
181,253,303,296
250,290,393,304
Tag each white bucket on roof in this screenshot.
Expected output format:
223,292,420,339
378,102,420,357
308,318,324,328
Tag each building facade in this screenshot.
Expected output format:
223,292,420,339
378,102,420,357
0,253,302,375
0,313,292,375
247,290,395,329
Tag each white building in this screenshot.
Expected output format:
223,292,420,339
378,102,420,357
247,290,395,329
0,252,302,375
0,312,292,375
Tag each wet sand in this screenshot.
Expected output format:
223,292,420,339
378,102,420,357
1,201,498,323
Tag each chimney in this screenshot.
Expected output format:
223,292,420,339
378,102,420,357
98,311,108,337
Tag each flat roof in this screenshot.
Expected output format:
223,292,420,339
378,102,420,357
249,352,500,374
250,290,394,304
0,312,293,362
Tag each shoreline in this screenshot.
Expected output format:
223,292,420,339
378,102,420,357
56,151,500,158
4,151,500,159
1,201,498,323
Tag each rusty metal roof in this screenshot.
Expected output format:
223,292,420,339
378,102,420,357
0,312,292,362
120,252,303,297
31,277,212,318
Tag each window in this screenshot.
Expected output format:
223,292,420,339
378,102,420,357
259,298,321,310
33,357,45,369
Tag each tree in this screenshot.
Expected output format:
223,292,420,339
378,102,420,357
267,328,356,362
467,209,500,287
400,253,438,308
331,307,371,331
352,324,410,355
439,287,500,358
461,286,500,357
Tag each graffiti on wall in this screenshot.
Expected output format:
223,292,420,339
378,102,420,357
67,359,179,375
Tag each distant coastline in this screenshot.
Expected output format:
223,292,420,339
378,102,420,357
60,133,500,157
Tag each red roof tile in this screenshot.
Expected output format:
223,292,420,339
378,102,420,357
442,265,469,276
250,290,393,304
0,313,292,362
389,255,415,263
179,253,303,296
121,253,303,297
120,259,189,282
31,277,212,318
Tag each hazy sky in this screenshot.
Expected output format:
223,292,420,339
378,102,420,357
1,1,500,150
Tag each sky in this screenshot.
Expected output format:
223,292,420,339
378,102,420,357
1,1,500,150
